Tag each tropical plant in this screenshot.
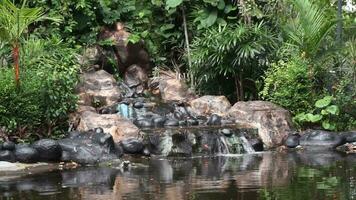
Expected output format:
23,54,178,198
261,56,315,113
190,22,276,101
0,0,49,87
294,96,340,130
283,0,337,58
0,37,79,140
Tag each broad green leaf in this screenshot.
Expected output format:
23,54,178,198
322,121,336,130
315,96,333,108
217,0,225,10
165,0,183,9
321,109,328,115
325,105,339,115
204,10,218,27
306,113,322,123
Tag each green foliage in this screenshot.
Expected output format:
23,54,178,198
283,0,336,57
0,37,79,139
261,56,315,113
0,0,47,43
190,22,276,101
294,96,340,130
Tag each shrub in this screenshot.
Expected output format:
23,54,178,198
0,37,79,141
261,56,316,114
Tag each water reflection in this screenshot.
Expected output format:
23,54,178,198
0,152,356,200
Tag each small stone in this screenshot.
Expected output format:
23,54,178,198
134,119,153,128
164,119,179,127
153,117,166,127
221,129,232,136
285,134,300,148
207,114,222,126
133,102,144,109
187,119,199,126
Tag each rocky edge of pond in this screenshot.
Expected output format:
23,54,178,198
0,69,355,167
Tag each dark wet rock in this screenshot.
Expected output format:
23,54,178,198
121,138,144,154
133,101,144,109
0,150,15,162
207,114,222,126
187,119,199,126
153,117,166,127
2,141,15,151
58,131,118,165
164,119,179,127
114,144,124,157
249,139,264,151
32,139,62,161
300,130,346,149
134,118,153,128
14,147,39,163
342,131,356,143
285,134,301,148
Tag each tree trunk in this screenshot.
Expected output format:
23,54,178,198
182,7,194,90
12,42,20,88
234,74,244,101
239,73,244,101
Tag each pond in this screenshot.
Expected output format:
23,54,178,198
0,152,355,200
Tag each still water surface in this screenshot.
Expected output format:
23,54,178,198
0,152,355,200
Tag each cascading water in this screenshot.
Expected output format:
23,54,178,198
239,134,256,153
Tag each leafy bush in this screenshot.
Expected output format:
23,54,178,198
190,22,276,101
294,96,340,130
261,56,316,114
0,37,79,140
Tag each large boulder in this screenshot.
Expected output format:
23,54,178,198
77,111,140,143
58,131,119,165
189,95,232,117
156,71,195,102
228,101,293,148
299,130,346,149
0,150,15,162
76,70,121,107
14,146,39,163
121,138,144,154
32,139,62,161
